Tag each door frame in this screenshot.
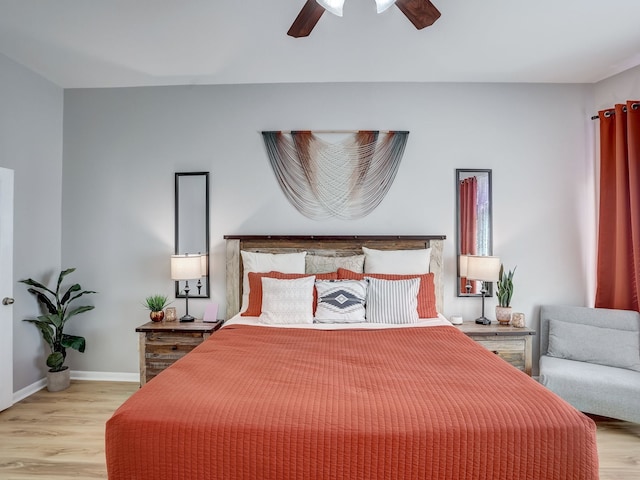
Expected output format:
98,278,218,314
0,167,14,411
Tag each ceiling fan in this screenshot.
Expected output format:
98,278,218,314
288,0,441,38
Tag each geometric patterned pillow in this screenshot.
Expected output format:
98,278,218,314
243,271,338,317
365,277,420,324
259,276,316,325
338,269,437,318
314,280,367,323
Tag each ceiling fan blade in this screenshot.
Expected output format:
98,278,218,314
395,0,441,30
288,0,326,38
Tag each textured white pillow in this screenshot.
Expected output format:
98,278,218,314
259,276,315,325
548,319,640,372
305,254,365,274
365,277,420,324
314,280,367,323
240,250,306,311
362,247,431,274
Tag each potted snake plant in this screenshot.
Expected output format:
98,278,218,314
495,264,516,325
20,268,96,392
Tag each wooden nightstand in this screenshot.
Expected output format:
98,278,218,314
136,320,223,385
457,321,535,376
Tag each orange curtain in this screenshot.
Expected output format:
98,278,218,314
460,177,478,293
595,101,640,311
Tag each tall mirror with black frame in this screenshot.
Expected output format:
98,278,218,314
456,169,493,297
175,172,210,299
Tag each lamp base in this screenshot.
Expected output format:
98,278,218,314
179,314,195,322
475,316,492,325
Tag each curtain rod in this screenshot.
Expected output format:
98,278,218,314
590,102,640,120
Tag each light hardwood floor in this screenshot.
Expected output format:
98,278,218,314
0,381,639,479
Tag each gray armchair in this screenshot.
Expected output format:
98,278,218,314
539,304,640,423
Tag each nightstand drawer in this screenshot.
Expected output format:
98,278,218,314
145,332,206,348
472,338,526,371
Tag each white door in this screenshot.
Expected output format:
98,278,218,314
0,167,14,411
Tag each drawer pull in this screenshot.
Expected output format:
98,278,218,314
171,345,178,351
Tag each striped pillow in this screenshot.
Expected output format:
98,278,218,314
338,268,437,318
314,280,367,323
365,277,420,324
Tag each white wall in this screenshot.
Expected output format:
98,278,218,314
62,82,594,375
593,64,640,110
0,53,63,391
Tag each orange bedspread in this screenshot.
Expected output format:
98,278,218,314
106,325,598,480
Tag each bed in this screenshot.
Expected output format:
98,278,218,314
106,235,599,480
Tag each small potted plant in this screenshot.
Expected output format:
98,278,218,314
20,268,96,392
495,264,516,325
144,294,170,322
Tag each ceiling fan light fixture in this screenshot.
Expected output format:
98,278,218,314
375,0,396,14
316,0,345,17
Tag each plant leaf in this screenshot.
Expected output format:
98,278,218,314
62,334,85,353
25,287,57,314
60,283,81,305
38,313,63,329
66,305,95,319
23,319,55,350
55,268,76,300
67,290,97,304
46,351,65,371
56,268,76,290
19,278,55,296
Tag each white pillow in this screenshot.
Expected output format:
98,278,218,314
362,246,431,274
305,254,365,274
314,280,367,323
365,277,420,324
240,250,306,311
259,276,315,325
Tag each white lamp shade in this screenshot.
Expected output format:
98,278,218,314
171,254,203,280
466,256,501,282
316,0,344,16
459,255,469,277
200,254,208,276
375,0,396,13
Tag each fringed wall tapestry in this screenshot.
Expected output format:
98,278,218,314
262,130,409,220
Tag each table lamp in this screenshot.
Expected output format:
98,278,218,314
465,255,501,325
171,253,202,322
459,254,471,294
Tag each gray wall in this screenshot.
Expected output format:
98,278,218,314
62,81,595,376
0,53,63,391
593,64,640,110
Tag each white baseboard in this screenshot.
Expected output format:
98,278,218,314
12,371,138,404
13,378,47,404
71,370,139,383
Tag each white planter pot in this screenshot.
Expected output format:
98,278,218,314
495,306,513,325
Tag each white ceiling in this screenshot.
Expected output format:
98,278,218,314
1,0,640,89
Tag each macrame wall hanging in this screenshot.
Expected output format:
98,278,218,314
262,130,409,220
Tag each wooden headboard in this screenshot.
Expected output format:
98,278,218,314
224,235,446,320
